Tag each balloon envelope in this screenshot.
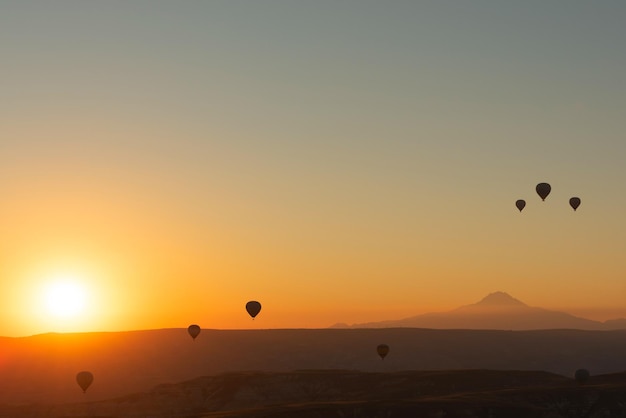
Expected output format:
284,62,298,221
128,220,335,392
574,368,590,384
76,371,93,393
246,301,262,319
515,199,526,212
188,324,201,340
569,197,581,211
536,183,551,201
377,344,389,360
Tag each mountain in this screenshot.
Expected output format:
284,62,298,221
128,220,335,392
333,292,608,330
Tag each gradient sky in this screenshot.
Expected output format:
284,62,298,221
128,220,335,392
1,1,626,336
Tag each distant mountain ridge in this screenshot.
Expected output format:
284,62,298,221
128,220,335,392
332,291,625,331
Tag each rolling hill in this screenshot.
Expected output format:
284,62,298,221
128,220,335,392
2,327,626,406
1,369,625,417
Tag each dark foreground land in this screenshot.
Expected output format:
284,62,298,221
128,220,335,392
3,328,626,404
1,369,626,418
2,328,626,417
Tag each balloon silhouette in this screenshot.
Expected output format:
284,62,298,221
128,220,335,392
574,368,590,384
536,183,551,201
569,197,581,211
187,324,201,340
76,371,94,393
377,344,389,360
515,199,526,212
246,301,262,319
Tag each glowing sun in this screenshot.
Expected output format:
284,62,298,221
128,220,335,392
43,280,88,318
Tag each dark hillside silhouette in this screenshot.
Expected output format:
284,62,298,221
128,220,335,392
2,369,626,417
2,328,626,405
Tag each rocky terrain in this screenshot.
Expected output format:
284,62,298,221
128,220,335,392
3,294,626,416
3,327,626,406
1,369,625,417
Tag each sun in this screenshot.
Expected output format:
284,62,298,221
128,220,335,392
43,279,88,318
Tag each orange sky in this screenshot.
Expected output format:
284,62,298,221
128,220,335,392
2,2,626,336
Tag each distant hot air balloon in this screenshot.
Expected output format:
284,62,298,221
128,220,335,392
515,199,526,212
574,368,590,384
188,324,201,340
377,344,389,360
76,371,94,393
536,183,551,201
569,197,581,211
246,301,262,319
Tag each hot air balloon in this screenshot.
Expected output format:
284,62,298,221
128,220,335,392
574,368,590,384
515,199,526,212
569,197,581,211
246,301,262,319
188,324,201,340
76,371,93,393
536,183,551,201
377,344,389,360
